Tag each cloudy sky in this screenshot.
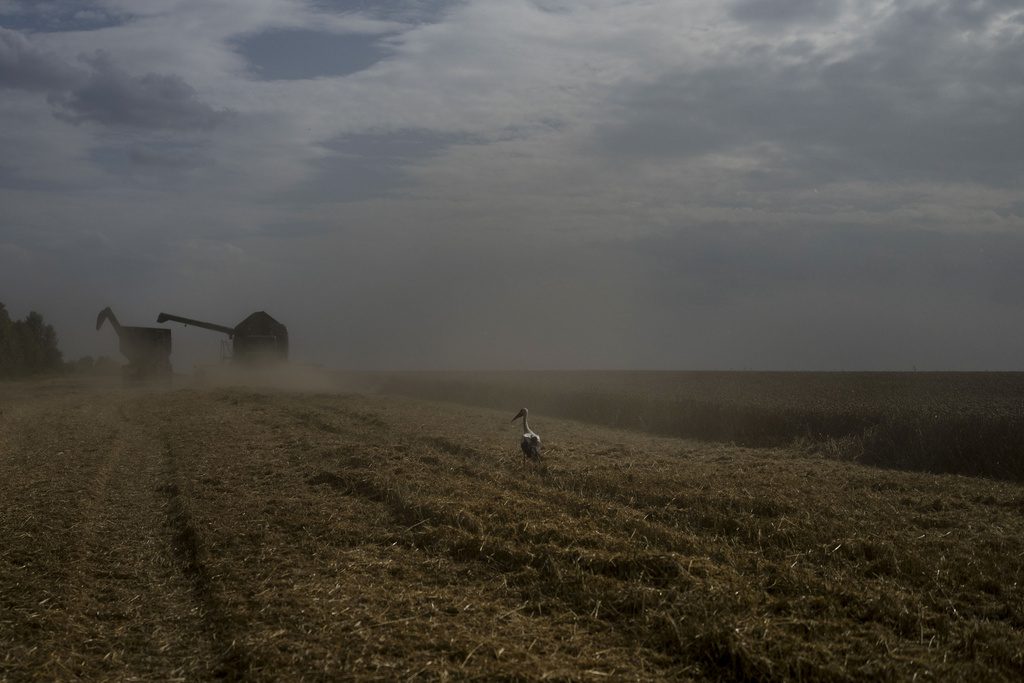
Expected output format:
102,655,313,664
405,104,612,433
1,0,1023,370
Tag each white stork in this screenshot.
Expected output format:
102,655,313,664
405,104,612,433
512,408,542,460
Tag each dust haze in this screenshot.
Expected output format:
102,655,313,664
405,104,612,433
190,363,350,394
3,1,1024,370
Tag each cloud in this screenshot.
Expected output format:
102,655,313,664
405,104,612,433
232,28,392,80
125,143,206,169
596,1,1024,189
0,161,71,190
1,28,231,130
0,1,127,32
47,51,233,130
282,129,468,203
0,26,82,90
730,0,844,27
995,200,1024,219
311,0,457,24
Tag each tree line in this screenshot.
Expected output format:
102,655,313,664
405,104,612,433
0,302,64,379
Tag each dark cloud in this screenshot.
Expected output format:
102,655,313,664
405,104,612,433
599,1,1024,188
0,26,81,90
48,52,232,130
0,1,126,32
1,30,230,130
730,0,843,27
232,28,390,80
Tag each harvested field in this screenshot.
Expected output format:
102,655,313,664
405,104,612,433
2,375,1024,680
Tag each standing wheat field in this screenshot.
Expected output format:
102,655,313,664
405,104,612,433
1,374,1022,680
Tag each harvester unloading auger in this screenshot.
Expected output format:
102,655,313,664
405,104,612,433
96,307,172,382
156,311,288,364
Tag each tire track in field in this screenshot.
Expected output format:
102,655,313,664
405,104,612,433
292,401,715,561
0,392,154,677
417,434,791,557
286,401,704,532
287,399,748,672
200,393,1024,682
158,434,254,681
186,391,647,679
305,462,730,679
417,434,704,550
0,394,97,677
397,411,797,558
249,394,766,676
312,461,710,592
2,389,226,680
55,396,231,680
282,399,763,576
165,389,797,679
222,393,795,553
239,398,666,666
281,400,708,572
302,450,707,622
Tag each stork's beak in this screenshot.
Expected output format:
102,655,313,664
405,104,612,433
512,409,525,422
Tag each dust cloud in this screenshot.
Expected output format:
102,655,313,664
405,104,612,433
187,363,345,393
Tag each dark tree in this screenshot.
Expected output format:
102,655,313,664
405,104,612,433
0,302,65,379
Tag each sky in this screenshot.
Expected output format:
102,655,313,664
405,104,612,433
1,0,1023,370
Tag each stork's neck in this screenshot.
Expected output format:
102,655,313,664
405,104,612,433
521,413,531,434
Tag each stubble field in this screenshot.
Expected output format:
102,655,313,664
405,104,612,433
1,374,1023,681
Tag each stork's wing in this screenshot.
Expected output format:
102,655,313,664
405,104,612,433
521,434,542,459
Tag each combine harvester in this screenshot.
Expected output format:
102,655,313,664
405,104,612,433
156,310,288,364
155,310,319,388
96,307,172,384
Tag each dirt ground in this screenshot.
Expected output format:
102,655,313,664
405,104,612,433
1,376,1023,681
